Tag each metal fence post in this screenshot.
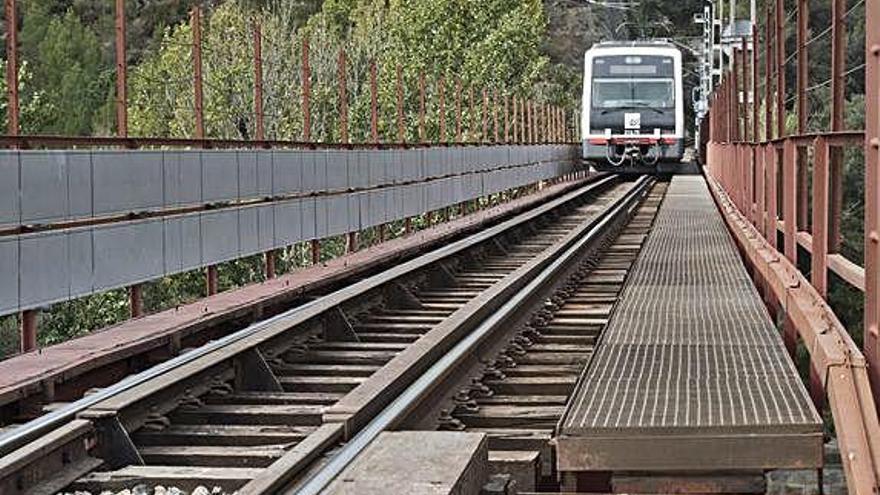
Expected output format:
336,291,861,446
493,89,499,143
302,37,319,261
481,89,488,142
775,0,785,139
5,0,18,136
864,0,880,401
455,78,462,143
418,72,426,142
504,94,509,143
829,0,847,251
439,76,446,143
370,60,379,143
338,48,349,144
254,20,264,142
812,137,830,298
765,4,773,141
302,36,311,142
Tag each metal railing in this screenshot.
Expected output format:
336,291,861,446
703,0,880,492
0,0,581,355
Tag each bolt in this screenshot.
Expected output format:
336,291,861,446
871,138,880,149
872,44,880,56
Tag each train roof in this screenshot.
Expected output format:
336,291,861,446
587,40,680,51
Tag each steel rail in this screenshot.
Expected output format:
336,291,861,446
0,174,618,458
291,175,652,495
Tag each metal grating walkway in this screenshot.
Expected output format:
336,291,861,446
557,176,823,472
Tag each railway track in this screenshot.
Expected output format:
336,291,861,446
0,174,655,495
289,177,661,495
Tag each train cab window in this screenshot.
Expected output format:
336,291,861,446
591,79,674,109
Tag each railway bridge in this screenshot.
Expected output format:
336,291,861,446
0,0,878,493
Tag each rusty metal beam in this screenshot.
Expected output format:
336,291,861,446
774,0,785,139
253,20,264,142
481,89,488,142
19,310,36,353
812,137,830,297
752,24,759,142
206,265,219,296
191,7,205,139
338,48,348,144
396,65,404,144
503,94,509,143
455,79,462,143
370,61,379,143
765,4,773,141
493,89,499,143
829,0,847,250
865,0,880,407
115,0,127,138
418,72,426,142
302,36,311,142
5,0,18,136
438,76,446,143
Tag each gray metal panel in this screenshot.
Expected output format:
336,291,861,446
20,151,69,224
257,204,274,251
178,214,203,272
302,151,324,193
325,150,349,192
19,231,69,308
314,196,329,238
202,151,239,203
0,238,18,314
92,220,164,289
386,150,403,185
449,176,470,204
327,195,351,236
424,148,441,179
402,184,424,217
399,149,422,182
347,194,362,231
67,229,94,299
162,216,184,274
67,152,93,220
256,151,274,198
162,151,202,206
93,151,165,216
272,150,303,196
383,187,398,223
362,190,385,228
301,197,317,240
201,209,240,266
237,206,260,258
368,150,388,188
350,150,370,190
0,152,19,226
274,199,302,246
464,174,482,199
237,151,259,200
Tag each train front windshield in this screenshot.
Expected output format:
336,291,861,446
590,55,675,110
592,80,674,109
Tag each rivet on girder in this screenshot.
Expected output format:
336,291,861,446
872,44,880,56
871,138,880,149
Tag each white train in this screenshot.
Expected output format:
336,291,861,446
581,40,685,172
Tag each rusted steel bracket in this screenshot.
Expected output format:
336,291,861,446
705,170,880,495
233,348,284,392
78,410,143,470
321,307,360,343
